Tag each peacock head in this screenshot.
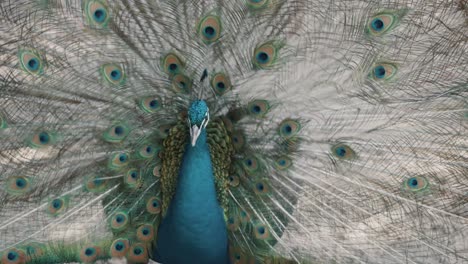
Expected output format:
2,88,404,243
188,100,209,146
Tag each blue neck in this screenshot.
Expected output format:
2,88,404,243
155,130,229,264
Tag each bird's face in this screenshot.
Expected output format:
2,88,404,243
188,100,209,146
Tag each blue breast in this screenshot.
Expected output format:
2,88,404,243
154,130,230,264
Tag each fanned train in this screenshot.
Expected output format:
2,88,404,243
0,0,467,264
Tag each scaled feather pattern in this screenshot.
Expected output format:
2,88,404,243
0,0,467,264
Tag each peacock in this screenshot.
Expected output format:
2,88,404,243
0,0,467,263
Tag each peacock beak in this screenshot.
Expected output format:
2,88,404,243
189,112,210,147
190,124,202,147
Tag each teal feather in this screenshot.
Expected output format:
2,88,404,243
156,127,229,263
0,0,467,264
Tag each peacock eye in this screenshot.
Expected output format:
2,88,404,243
110,211,130,231
47,197,69,216
37,131,51,145
197,15,222,44
403,176,429,193
371,63,397,81
5,249,28,263
138,96,162,113
108,152,130,170
331,143,356,160
162,53,184,75
257,52,269,63
136,142,159,159
171,74,192,94
93,8,107,22
136,224,154,242
110,238,130,258
278,119,301,138
19,49,44,75
7,176,32,196
371,18,384,31
27,58,39,70
7,251,18,261
84,0,111,27
127,243,148,262
253,179,269,195
101,63,126,86
115,242,124,251
204,26,216,38
85,248,95,256
210,72,232,95
79,245,100,263
366,12,401,36
248,100,271,117
146,196,161,214
253,41,282,69
275,156,292,170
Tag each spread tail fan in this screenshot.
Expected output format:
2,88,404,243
0,0,467,264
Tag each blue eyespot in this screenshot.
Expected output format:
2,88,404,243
119,154,128,162
7,251,18,261
256,183,264,191
282,125,292,134
93,8,107,23
110,69,121,80
371,63,397,81
93,178,103,186
169,63,178,72
16,178,26,188
408,178,418,188
216,82,225,90
114,126,124,135
198,15,221,43
403,176,429,193
374,65,386,79
371,18,384,31
257,226,265,234
115,242,124,251
149,100,158,109
335,146,346,157
256,52,269,64
27,58,40,71
203,26,216,38
52,199,62,209
117,215,125,223
39,132,50,144
85,247,95,256
133,247,143,255
146,146,153,153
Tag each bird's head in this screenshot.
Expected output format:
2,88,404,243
188,100,209,146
